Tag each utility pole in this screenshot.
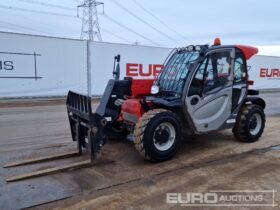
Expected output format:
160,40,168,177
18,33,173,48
77,0,103,97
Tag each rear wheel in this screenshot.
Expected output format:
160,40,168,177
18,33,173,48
233,104,265,142
134,109,182,161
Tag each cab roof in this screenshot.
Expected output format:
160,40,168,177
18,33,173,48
206,45,258,60
236,45,258,60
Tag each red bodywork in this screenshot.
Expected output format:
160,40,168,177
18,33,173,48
121,79,154,123
121,98,145,122
130,79,154,97
236,45,258,60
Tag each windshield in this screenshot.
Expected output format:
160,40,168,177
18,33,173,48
155,49,200,97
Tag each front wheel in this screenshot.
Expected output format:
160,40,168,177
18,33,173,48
233,104,265,143
134,109,182,162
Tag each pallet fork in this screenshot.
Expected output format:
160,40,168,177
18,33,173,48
4,91,108,182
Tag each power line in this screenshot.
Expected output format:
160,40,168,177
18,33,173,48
0,20,52,35
100,27,131,44
0,4,76,18
131,0,190,43
103,13,161,46
110,0,180,45
0,9,74,37
16,0,75,11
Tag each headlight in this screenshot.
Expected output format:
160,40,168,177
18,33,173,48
151,85,159,94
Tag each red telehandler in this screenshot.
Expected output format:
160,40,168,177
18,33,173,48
4,39,265,181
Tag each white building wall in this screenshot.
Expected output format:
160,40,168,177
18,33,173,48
0,32,87,97
0,32,279,98
247,55,280,90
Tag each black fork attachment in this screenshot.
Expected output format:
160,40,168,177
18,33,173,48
67,78,132,161
3,91,109,183
4,80,131,182
67,91,108,162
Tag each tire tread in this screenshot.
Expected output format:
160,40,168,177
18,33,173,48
134,109,168,161
233,104,265,142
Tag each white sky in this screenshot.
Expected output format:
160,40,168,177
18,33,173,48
0,0,279,56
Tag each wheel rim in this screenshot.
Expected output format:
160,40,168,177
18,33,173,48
153,122,176,151
249,113,262,135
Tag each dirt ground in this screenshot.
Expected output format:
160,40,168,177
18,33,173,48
0,92,279,210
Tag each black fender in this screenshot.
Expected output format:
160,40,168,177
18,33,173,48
243,96,266,109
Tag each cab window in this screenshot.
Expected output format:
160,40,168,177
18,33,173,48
233,52,247,84
188,50,232,96
187,59,207,96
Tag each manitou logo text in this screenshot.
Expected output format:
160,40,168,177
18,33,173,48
260,68,280,78
126,63,164,77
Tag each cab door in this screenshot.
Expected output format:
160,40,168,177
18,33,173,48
185,49,234,133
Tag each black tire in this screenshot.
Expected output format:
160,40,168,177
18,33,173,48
233,104,265,143
134,109,182,162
